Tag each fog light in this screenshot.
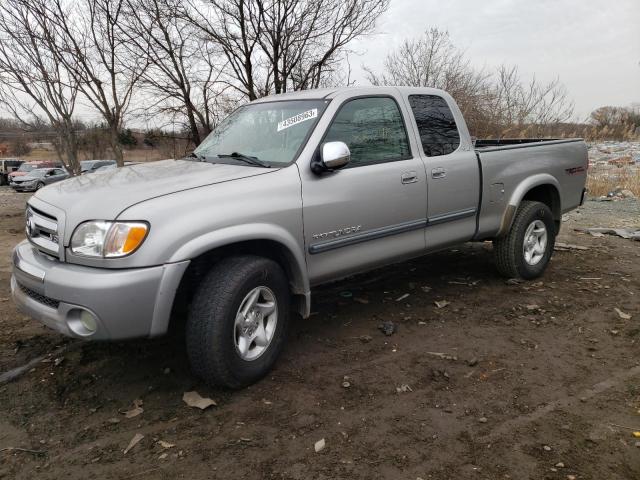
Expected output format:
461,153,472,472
80,310,97,333
67,309,98,336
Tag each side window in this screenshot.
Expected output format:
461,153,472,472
324,97,410,167
408,95,460,157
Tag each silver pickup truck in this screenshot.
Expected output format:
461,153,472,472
11,86,588,388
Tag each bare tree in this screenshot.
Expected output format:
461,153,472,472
0,0,82,173
365,28,574,138
122,0,232,146
40,0,147,166
484,65,574,137
184,0,389,100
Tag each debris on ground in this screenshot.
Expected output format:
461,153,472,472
358,334,373,343
614,308,632,320
353,297,369,304
426,351,458,361
421,285,432,293
339,291,353,298
467,357,478,367
342,376,351,388
377,320,396,336
478,417,488,423
396,384,413,393
505,278,523,285
157,440,175,449
0,447,46,455
124,433,144,455
314,438,326,453
182,391,217,410
122,398,144,418
396,293,410,302
434,300,450,309
554,242,589,251
575,227,640,241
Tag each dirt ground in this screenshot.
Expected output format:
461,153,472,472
0,186,639,480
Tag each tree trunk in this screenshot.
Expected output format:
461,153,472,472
110,126,124,166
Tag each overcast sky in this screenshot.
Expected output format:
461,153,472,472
351,0,640,120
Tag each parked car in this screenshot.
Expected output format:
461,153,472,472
10,167,69,192
11,86,587,389
8,161,62,182
80,160,116,174
0,158,23,185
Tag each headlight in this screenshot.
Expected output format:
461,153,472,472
70,221,149,258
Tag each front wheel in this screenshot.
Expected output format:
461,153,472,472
493,200,556,279
186,255,291,389
36,182,45,190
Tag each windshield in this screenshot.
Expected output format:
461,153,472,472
194,99,329,166
80,161,96,171
17,163,36,172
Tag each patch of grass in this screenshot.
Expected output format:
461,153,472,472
587,166,640,197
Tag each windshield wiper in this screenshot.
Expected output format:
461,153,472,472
217,152,270,168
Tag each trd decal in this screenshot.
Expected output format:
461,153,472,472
565,166,586,175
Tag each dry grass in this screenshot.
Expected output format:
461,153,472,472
587,165,640,197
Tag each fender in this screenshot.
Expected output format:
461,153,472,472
168,223,310,317
497,173,561,237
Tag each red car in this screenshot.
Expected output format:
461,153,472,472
8,161,62,181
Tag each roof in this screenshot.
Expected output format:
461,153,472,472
251,85,450,104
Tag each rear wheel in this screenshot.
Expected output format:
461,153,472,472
186,255,291,389
493,200,556,279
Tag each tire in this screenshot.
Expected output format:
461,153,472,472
36,182,44,190
186,255,291,389
493,200,556,280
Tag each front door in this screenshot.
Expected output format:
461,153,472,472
300,95,427,285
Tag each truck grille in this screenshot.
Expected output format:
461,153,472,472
26,205,61,258
18,283,60,309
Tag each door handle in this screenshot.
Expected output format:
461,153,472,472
401,171,418,184
431,167,446,179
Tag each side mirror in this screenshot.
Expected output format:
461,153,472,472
312,141,350,174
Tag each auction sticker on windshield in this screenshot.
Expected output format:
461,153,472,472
277,109,318,132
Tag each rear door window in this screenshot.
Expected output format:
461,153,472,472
408,95,460,157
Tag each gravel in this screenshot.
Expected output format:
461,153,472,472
562,198,640,230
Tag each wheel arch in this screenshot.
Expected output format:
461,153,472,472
498,174,562,237
167,225,310,324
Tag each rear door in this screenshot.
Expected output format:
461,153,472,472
404,94,480,248
300,93,428,285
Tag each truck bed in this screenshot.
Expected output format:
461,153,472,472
473,137,588,240
474,138,583,151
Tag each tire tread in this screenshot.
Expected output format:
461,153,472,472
186,255,288,389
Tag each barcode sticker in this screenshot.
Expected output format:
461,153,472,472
277,109,318,132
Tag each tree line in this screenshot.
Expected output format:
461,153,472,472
0,1,636,173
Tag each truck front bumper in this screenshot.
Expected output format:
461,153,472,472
10,241,189,340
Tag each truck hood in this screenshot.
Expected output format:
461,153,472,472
33,159,274,225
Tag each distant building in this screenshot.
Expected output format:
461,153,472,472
27,142,55,151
